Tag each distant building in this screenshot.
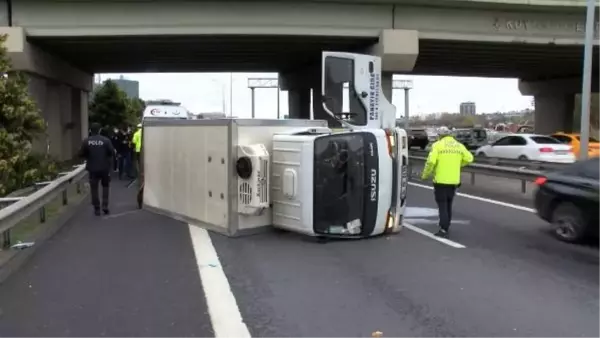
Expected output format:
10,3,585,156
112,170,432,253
460,102,476,115
113,75,139,98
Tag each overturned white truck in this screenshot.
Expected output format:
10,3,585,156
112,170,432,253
141,51,409,239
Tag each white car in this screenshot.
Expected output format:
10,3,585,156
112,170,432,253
474,134,576,163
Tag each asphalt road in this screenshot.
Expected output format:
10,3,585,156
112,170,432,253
0,181,213,337
213,184,599,337
0,180,597,337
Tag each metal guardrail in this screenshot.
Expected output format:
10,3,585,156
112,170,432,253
0,164,87,249
409,149,570,171
408,155,550,194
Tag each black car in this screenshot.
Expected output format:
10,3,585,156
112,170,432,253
534,157,599,243
407,128,429,150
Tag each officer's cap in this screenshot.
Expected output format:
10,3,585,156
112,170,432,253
438,126,451,136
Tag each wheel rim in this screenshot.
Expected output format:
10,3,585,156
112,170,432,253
554,216,579,240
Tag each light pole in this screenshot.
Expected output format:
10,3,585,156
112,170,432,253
393,79,414,130
578,0,596,160
247,77,280,119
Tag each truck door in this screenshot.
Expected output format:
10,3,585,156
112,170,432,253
320,52,396,130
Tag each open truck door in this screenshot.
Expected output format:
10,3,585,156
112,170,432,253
320,51,396,130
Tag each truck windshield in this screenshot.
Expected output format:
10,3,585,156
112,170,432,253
313,133,378,236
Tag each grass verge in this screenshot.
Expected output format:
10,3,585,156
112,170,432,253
10,182,89,244
0,180,89,272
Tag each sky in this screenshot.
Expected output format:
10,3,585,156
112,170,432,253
99,73,534,119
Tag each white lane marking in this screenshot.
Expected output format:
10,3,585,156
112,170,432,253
408,182,536,213
188,226,251,338
404,222,466,248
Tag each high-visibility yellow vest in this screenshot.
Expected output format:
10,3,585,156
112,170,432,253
421,136,473,185
132,129,142,153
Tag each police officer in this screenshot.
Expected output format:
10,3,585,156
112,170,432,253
421,127,473,238
79,122,115,216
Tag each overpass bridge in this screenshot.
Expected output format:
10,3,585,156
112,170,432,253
0,0,598,160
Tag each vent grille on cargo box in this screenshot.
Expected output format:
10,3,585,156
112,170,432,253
259,159,268,203
239,182,252,205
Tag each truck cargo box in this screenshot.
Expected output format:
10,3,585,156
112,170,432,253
142,118,327,237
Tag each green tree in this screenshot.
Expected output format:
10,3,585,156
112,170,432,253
127,97,146,124
0,34,57,196
89,80,138,130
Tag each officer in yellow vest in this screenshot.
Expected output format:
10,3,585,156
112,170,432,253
421,127,473,238
131,123,144,208
131,123,142,176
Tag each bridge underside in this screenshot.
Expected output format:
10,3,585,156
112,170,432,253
29,35,599,80
22,33,600,157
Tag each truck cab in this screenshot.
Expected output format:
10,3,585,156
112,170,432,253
270,51,408,238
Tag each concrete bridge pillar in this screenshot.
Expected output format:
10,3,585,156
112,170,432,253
519,77,599,135
0,26,93,161
278,66,314,120
534,94,575,134
287,88,311,119
368,29,418,75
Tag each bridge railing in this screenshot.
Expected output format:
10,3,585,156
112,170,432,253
0,164,87,249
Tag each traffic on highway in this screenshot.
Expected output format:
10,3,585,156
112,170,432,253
405,125,600,162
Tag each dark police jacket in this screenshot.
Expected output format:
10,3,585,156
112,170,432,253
79,134,115,173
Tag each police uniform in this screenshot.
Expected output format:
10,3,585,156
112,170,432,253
421,133,473,237
79,131,115,215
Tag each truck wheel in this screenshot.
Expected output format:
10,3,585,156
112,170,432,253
551,202,587,243
477,152,486,157
518,155,528,160
420,144,427,150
